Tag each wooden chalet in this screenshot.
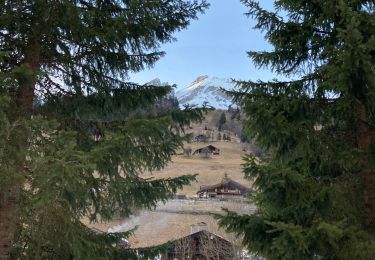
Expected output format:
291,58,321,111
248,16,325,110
197,178,250,198
161,230,237,260
193,145,220,155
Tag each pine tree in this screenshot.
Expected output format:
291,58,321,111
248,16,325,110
0,0,208,258
217,0,375,259
217,111,227,131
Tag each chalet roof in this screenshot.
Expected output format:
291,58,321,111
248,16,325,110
160,230,236,259
197,178,250,193
203,145,219,150
171,230,232,246
135,230,233,251
193,145,220,154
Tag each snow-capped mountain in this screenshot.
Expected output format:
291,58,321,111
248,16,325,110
176,76,235,109
144,78,168,87
145,78,176,96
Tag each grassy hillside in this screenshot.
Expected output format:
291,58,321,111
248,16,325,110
84,111,254,248
185,109,244,142
142,141,251,196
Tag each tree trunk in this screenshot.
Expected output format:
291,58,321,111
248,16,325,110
363,173,375,227
355,102,375,233
0,185,20,259
0,40,39,259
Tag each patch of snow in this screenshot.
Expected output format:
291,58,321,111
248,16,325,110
176,76,236,109
144,78,169,87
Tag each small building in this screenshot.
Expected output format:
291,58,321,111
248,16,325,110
193,145,220,156
197,178,250,198
194,134,208,142
175,194,187,200
161,227,237,260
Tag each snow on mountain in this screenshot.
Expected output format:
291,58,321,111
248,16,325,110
176,76,235,109
144,78,169,87
144,78,176,96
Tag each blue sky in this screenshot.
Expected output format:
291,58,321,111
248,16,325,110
129,1,275,90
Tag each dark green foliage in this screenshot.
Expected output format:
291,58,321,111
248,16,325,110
1,0,209,93
217,111,227,131
217,0,375,259
0,0,208,258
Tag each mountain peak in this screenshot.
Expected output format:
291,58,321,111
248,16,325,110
176,76,235,109
193,75,209,84
145,78,170,87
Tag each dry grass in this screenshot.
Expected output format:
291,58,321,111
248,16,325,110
141,141,251,196
108,211,244,249
85,198,256,248
109,212,218,248
84,139,254,248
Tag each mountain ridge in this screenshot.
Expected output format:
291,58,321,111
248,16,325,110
145,76,236,109
176,75,235,109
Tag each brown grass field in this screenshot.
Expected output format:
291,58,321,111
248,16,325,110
108,211,238,248
141,141,251,196
85,140,255,248
85,111,254,247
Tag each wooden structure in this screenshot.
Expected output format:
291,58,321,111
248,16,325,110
193,145,220,156
194,134,208,142
161,230,237,260
197,178,250,198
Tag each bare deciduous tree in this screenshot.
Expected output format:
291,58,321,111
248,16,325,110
184,147,193,157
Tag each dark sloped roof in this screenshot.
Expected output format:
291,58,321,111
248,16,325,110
166,230,236,259
193,145,220,154
204,145,219,150
198,179,250,193
171,230,232,247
